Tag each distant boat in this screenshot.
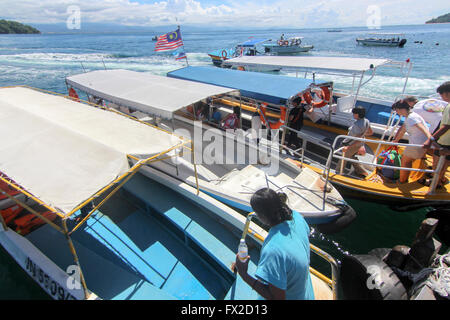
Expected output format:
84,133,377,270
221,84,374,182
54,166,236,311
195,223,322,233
262,36,314,54
356,33,407,47
327,29,342,32
208,38,280,71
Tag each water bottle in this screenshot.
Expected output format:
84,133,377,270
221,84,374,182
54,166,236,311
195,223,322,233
238,239,248,262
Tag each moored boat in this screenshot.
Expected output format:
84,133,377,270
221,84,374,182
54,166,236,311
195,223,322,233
208,38,280,72
165,65,450,206
262,36,314,55
65,69,356,234
356,33,407,48
0,86,337,300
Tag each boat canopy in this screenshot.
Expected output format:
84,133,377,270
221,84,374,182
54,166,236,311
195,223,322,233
238,38,270,47
223,56,392,74
0,86,186,216
167,66,325,105
66,69,239,120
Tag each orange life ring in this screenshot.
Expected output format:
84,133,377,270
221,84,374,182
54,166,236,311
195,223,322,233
258,104,287,130
302,86,331,108
237,66,245,71
221,50,228,59
68,87,80,102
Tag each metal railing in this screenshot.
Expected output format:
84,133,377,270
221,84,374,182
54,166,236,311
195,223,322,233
276,125,447,195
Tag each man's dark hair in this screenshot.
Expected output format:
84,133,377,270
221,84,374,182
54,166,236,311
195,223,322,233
403,96,418,105
250,188,292,226
391,100,410,111
437,81,450,94
352,106,366,118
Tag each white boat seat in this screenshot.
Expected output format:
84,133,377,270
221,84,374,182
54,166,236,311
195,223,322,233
336,95,355,113
219,165,268,192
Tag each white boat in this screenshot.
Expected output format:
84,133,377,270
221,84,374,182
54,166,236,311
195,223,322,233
222,55,418,137
208,38,281,72
356,33,407,47
65,69,356,233
263,37,314,54
0,85,338,300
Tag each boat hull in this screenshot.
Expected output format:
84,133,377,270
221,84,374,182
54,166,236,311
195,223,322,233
263,44,314,54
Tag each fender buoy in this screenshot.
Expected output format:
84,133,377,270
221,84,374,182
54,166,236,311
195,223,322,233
258,104,287,130
315,204,356,235
302,87,331,108
68,87,80,102
221,50,228,59
339,254,408,300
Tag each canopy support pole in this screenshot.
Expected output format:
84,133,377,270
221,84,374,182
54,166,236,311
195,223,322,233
192,141,200,196
62,219,90,300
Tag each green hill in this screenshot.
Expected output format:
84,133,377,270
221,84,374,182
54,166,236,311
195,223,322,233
426,13,450,24
0,20,40,34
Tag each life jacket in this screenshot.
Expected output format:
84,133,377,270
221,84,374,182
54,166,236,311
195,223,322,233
0,205,24,225
0,179,20,201
377,146,402,180
14,211,57,235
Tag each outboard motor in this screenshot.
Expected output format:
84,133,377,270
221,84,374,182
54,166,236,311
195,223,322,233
399,39,407,48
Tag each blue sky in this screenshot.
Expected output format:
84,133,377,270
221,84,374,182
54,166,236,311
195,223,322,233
0,0,448,28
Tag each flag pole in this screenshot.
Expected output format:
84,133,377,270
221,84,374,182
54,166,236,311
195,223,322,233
178,25,189,66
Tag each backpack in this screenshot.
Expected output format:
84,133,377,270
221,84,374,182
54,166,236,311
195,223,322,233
377,146,402,180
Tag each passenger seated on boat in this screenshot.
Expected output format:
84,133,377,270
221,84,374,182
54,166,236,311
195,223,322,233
234,188,315,300
423,81,450,189
220,108,240,130
337,106,373,178
404,96,444,134
195,101,210,121
392,100,432,184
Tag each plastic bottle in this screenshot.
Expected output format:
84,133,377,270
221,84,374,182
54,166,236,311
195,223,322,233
238,239,248,262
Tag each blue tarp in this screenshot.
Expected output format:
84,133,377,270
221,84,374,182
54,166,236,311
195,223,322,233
167,66,317,105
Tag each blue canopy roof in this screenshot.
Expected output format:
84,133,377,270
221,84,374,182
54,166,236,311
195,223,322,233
167,66,319,105
238,38,270,47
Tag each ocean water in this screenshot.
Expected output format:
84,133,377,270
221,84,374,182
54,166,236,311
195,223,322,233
0,23,449,299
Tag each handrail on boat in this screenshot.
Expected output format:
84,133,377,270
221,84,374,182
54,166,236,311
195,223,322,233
276,125,447,195
243,213,339,300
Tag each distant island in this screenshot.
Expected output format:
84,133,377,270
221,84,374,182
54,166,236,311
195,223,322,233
0,19,40,34
426,13,450,24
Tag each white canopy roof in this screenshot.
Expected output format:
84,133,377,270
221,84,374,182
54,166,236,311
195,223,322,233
66,69,239,120
0,87,184,216
224,56,392,73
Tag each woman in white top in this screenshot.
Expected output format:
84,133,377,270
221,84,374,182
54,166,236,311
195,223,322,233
392,100,432,183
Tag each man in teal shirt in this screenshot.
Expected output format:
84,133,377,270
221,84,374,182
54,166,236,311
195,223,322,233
234,188,315,300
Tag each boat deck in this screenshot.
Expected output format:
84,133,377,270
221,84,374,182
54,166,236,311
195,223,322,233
25,173,259,300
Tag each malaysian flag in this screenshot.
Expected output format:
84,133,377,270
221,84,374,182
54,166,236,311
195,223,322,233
154,28,184,52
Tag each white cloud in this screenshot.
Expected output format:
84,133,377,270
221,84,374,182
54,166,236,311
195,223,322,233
0,0,448,28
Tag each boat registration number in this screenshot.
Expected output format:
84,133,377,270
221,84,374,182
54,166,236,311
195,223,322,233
25,257,77,300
